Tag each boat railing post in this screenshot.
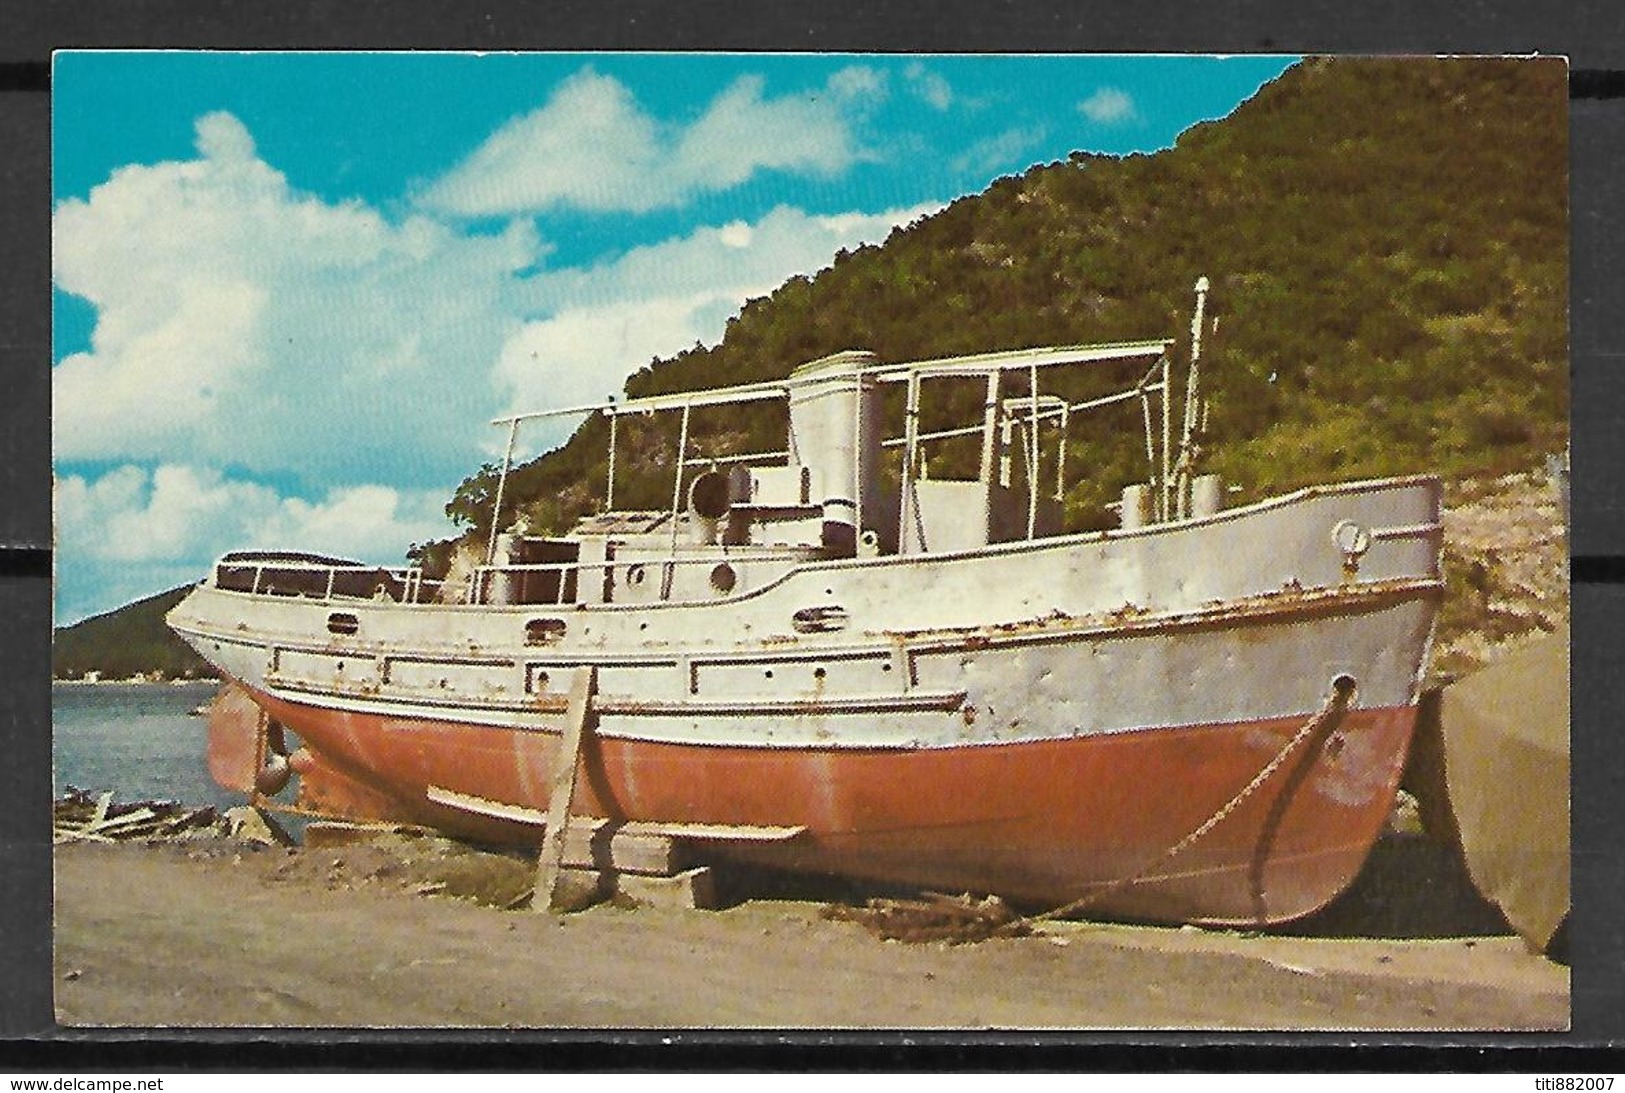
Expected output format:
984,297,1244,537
252,565,263,596
1057,401,1070,502
605,409,617,511
899,370,922,554
1139,379,1156,483
1026,362,1040,540
324,568,336,601
485,417,521,566
978,370,1000,539
665,403,691,599
1160,352,1172,521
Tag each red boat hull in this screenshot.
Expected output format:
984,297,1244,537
222,681,1415,926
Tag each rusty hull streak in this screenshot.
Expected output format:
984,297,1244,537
233,577,1436,672
880,576,1441,653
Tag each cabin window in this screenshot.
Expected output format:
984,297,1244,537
709,563,738,594
525,618,568,646
327,612,359,636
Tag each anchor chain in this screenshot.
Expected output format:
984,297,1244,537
1030,676,1356,924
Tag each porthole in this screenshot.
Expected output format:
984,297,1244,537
627,564,647,586
710,563,738,594
327,612,359,636
1331,520,1371,558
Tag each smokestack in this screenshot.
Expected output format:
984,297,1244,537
787,350,879,556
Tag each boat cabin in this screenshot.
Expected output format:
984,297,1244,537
469,337,1187,609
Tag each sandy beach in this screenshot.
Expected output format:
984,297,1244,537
53,836,1568,1030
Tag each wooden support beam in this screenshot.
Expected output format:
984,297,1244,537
564,825,686,876
615,866,721,911
535,665,598,912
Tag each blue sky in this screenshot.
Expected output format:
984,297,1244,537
52,51,1296,624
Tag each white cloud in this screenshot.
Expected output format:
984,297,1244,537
1079,87,1137,125
52,112,538,489
904,62,954,111
194,109,257,161
950,125,1047,179
54,464,453,623
494,202,941,449
827,64,888,103
53,108,943,619
418,67,882,217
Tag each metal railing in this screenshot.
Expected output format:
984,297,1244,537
213,548,814,609
213,559,445,605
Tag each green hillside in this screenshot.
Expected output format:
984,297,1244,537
429,56,1566,564
52,585,215,681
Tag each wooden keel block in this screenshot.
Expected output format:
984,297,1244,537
613,866,720,911
562,827,687,876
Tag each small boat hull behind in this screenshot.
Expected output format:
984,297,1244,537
226,682,1415,926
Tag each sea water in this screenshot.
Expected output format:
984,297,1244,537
51,681,242,812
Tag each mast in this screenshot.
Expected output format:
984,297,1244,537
485,417,521,565
1175,275,1210,519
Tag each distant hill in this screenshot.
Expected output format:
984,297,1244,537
52,585,215,681
430,56,1567,563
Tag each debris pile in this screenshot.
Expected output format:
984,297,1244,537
53,788,223,845
1433,467,1568,677
822,891,1032,944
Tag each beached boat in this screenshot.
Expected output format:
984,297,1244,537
167,280,1443,925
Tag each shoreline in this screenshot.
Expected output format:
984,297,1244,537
52,678,221,687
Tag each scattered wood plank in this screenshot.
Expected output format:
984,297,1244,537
821,892,1032,944
52,827,117,846
88,807,158,834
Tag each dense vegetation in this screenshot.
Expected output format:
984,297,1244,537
425,56,1566,568
52,586,215,681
